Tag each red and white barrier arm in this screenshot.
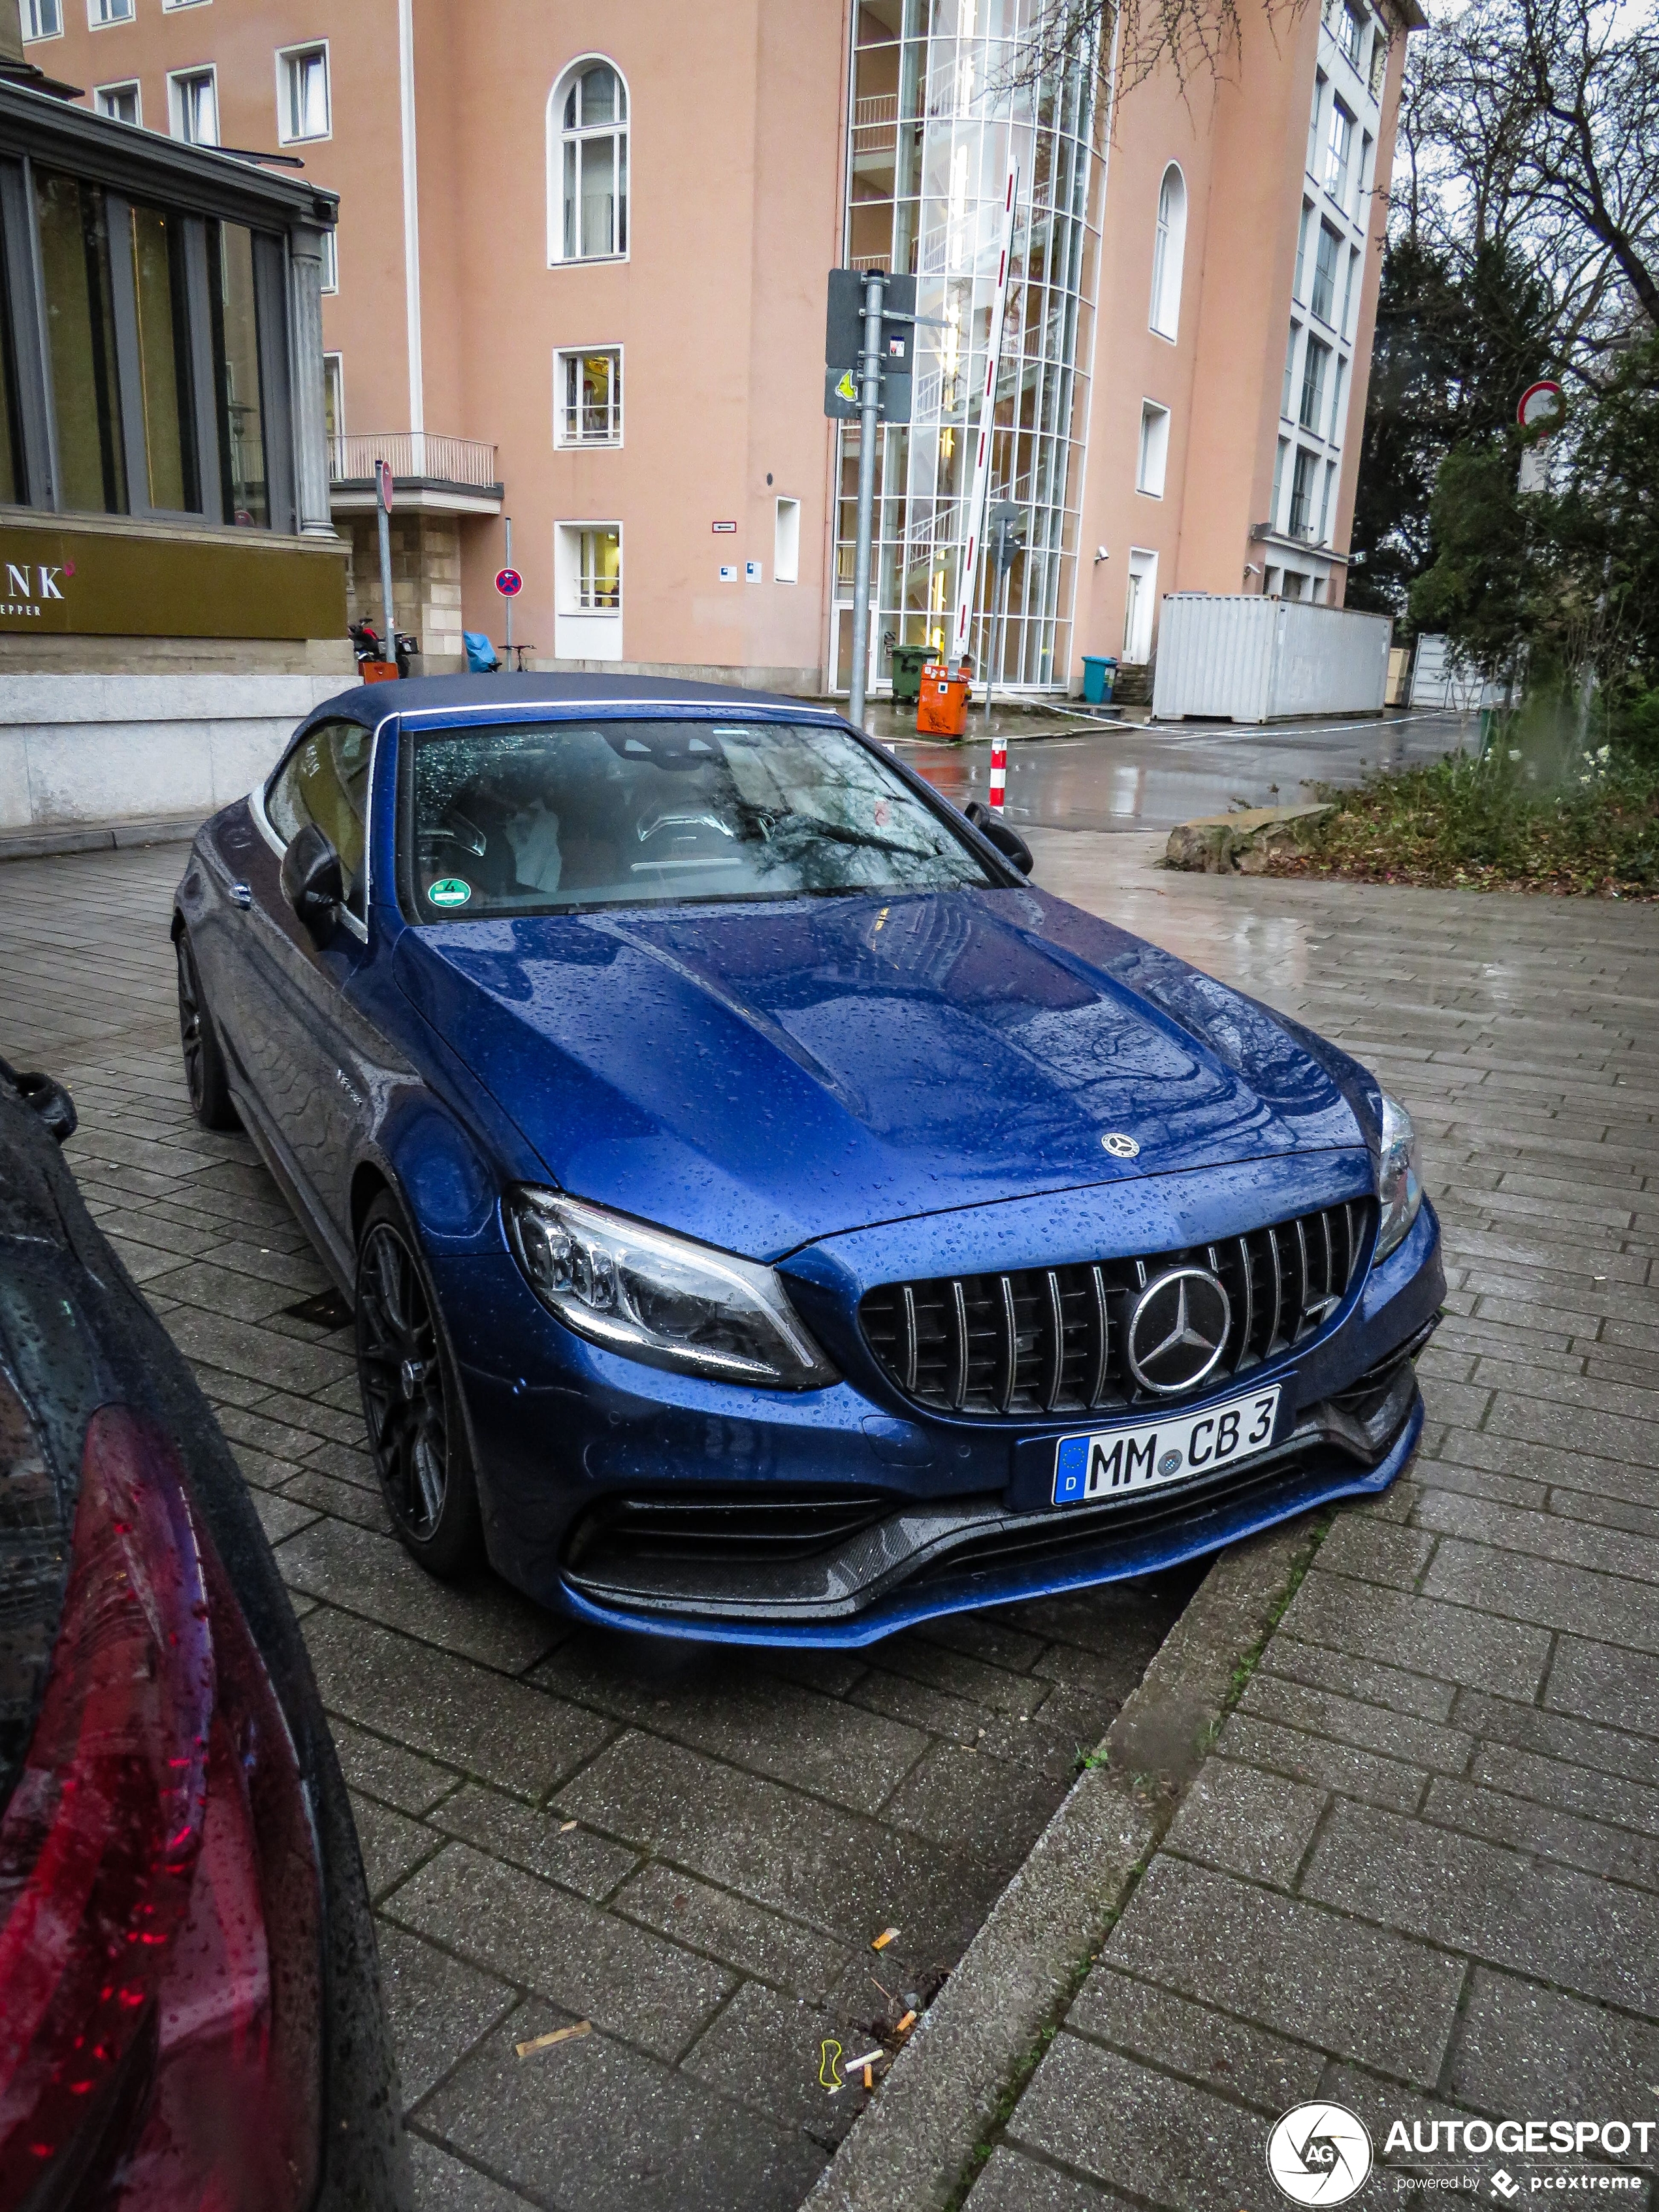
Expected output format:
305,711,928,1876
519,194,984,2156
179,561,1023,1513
950,161,1020,701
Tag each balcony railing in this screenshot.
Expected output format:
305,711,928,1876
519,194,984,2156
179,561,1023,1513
329,432,500,490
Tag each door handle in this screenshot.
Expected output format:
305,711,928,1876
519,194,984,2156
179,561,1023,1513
228,881,253,909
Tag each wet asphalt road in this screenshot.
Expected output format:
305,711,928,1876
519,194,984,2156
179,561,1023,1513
888,706,1477,833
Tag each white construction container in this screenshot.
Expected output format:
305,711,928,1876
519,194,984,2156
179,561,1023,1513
1150,595,1392,723
1408,632,1502,711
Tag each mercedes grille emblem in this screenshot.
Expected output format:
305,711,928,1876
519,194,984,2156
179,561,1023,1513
1101,1132,1140,1159
1125,1266,1232,1394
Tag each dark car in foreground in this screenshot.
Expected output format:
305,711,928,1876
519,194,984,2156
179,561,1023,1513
0,1063,406,2209
173,673,1442,1646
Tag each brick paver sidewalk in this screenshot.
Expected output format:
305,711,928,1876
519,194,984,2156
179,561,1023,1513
963,833,1659,2209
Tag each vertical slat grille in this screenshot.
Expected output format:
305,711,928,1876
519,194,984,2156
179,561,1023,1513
858,1198,1375,1418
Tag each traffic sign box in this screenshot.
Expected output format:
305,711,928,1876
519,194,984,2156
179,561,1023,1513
494,568,523,598
824,269,916,423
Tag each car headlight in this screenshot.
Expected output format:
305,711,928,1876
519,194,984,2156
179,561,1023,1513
504,1187,837,1390
1374,1093,1423,1261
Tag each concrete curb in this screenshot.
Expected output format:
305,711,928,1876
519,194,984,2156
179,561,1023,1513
801,1516,1323,2212
0,813,201,863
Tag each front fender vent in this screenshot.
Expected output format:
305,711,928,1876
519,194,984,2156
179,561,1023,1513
858,1199,1373,1420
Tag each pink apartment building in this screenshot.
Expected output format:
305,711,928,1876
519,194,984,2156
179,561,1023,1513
25,0,1419,695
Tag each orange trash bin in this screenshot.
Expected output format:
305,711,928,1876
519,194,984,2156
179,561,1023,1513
916,658,971,738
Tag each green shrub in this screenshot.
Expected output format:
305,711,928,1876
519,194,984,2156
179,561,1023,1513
1269,741,1659,895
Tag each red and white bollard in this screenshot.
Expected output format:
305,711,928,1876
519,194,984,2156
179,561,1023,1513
989,733,1007,810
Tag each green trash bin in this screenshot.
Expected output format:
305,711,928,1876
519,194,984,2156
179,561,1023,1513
889,644,932,706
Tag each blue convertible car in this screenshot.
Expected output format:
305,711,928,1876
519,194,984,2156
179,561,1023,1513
174,674,1442,1645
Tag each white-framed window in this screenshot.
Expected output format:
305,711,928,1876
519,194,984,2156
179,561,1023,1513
1342,243,1361,334
1136,401,1170,497
1307,72,1326,177
320,226,338,294
1298,337,1329,433
1329,354,1348,445
555,346,622,446
1281,323,1300,420
94,79,141,124
169,67,218,146
323,353,344,449
774,496,801,585
1272,436,1289,528
1324,98,1354,204
1288,445,1319,537
163,0,213,10
23,1,64,41
1319,457,1338,541
1310,220,1340,323
567,524,620,611
554,521,624,660
278,44,330,143
549,58,628,264
89,0,135,25
1148,163,1186,340
1338,5,1364,67
1293,200,1313,302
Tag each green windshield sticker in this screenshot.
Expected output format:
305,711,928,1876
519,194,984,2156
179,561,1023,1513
428,877,472,908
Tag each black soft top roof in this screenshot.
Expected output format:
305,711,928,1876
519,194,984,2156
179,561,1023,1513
309,671,831,730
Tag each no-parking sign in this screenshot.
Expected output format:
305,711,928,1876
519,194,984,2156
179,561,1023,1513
494,568,524,598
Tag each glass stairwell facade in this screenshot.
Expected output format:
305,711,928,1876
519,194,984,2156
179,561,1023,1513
834,0,1104,695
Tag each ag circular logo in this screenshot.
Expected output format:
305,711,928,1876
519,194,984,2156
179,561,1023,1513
1101,1131,1140,1159
1125,1266,1231,1394
1266,2102,1373,2205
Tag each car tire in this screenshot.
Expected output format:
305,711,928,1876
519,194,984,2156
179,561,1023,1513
175,927,240,1131
355,1190,483,1579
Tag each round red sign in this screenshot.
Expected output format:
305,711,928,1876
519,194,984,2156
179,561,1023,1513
494,568,524,597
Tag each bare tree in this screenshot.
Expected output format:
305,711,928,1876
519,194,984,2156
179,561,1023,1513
1011,0,1307,102
1388,0,1658,364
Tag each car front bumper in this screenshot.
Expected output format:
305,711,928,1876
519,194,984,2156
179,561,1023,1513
443,1199,1443,1646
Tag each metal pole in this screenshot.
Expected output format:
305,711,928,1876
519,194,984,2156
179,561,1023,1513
985,555,1009,727
504,515,514,663
848,268,886,729
376,495,395,663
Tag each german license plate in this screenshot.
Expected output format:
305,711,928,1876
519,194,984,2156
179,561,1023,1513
1052,1385,1281,1507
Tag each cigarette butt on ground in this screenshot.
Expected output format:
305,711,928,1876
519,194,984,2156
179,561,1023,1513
515,2021,592,2059
896,2010,916,2034
863,2063,873,2089
871,1927,900,1951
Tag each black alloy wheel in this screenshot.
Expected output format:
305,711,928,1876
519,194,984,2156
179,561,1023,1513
355,1191,481,1577
174,928,239,1130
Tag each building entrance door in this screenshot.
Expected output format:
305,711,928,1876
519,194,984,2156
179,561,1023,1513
1123,550,1157,664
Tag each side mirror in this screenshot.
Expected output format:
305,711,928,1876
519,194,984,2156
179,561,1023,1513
1,1062,77,1144
280,821,344,946
965,799,1035,878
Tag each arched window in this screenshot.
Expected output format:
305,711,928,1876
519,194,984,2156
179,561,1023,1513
549,59,628,263
1149,163,1187,340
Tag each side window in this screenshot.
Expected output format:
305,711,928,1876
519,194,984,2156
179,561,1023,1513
268,719,373,918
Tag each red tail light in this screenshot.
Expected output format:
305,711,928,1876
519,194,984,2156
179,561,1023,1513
0,1405,322,2210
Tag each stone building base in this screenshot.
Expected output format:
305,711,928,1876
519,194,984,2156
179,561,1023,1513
341,512,467,671
0,669,352,835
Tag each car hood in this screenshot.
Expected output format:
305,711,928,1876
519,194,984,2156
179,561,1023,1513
391,888,1372,1260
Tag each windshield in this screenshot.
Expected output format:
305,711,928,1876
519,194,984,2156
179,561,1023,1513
400,716,997,918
